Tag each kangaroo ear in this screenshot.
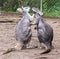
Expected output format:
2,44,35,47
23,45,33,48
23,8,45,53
39,11,43,16
32,7,37,13
24,6,30,12
21,6,24,9
27,6,30,11
32,7,43,16
22,6,23,8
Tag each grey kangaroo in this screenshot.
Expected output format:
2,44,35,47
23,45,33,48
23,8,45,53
15,6,34,50
2,6,34,55
32,7,53,54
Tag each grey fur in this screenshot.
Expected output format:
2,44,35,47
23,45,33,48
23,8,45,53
32,7,53,54
16,7,33,49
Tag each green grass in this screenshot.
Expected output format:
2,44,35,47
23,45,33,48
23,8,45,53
44,11,60,17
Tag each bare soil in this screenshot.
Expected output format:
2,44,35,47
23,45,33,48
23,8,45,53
0,14,60,59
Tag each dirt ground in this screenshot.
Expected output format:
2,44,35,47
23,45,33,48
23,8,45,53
0,14,60,59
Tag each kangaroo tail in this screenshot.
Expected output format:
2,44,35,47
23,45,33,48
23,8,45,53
2,48,16,55
40,48,51,54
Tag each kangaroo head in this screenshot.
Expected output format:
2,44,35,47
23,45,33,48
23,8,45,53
32,7,43,16
32,7,43,25
17,6,30,13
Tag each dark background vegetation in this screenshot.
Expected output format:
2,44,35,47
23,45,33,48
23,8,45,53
0,0,60,17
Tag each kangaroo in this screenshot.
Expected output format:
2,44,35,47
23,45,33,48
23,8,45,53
32,7,53,54
15,6,33,50
2,6,34,55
